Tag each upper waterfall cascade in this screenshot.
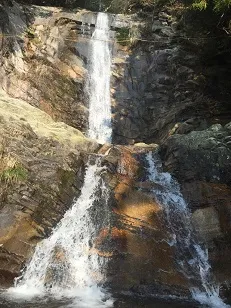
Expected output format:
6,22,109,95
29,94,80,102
87,12,112,144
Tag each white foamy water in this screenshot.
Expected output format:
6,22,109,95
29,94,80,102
7,12,114,307
9,158,112,307
146,151,229,308
87,12,112,144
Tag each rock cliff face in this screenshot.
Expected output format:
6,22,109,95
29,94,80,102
111,6,231,295
160,123,231,285
0,0,231,302
0,2,88,132
111,10,231,145
0,89,98,285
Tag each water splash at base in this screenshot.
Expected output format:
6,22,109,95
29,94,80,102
8,158,113,307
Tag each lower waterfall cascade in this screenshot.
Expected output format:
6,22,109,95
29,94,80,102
146,152,229,308
9,158,113,307
2,8,230,308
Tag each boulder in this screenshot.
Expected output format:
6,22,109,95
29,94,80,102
192,207,222,242
161,124,231,184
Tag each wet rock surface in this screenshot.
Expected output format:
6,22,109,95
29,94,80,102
0,90,98,285
160,123,231,285
95,145,191,297
109,8,231,293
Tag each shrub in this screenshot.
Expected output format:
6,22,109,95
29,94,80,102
191,0,231,11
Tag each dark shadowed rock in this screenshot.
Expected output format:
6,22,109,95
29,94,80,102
160,124,231,285
161,124,231,184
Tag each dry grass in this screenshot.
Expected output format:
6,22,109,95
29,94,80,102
0,144,28,184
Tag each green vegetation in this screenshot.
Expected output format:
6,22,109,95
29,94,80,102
116,28,130,46
119,0,231,15
0,156,28,184
0,165,28,184
132,0,231,11
17,0,231,11
25,27,41,46
18,0,156,12
25,27,36,38
191,0,231,11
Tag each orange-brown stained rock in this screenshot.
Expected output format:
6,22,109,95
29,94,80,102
111,227,127,239
100,145,191,292
0,214,42,285
106,197,189,291
114,175,132,203
94,227,127,255
107,172,189,291
0,214,41,257
117,148,139,179
114,147,140,205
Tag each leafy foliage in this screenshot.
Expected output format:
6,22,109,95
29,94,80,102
191,0,231,11
213,0,231,10
191,0,207,9
116,28,130,45
18,0,156,12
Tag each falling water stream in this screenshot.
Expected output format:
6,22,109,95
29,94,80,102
4,12,114,308
87,12,112,144
1,10,230,308
146,152,229,308
10,159,110,302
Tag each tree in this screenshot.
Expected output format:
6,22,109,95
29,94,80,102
192,0,231,11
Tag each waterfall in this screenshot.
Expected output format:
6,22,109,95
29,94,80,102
10,158,112,306
87,12,112,144
7,12,114,307
3,12,114,305
146,151,229,308
9,158,112,307
4,8,229,308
